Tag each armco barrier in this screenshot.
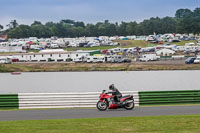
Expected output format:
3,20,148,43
139,90,200,105
0,94,18,109
1,90,199,109
18,91,139,109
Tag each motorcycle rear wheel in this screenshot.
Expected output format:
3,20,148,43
124,99,134,110
96,101,108,111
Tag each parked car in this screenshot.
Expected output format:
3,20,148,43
12,58,19,62
194,57,200,64
139,47,155,53
73,58,83,63
185,57,196,64
118,58,132,63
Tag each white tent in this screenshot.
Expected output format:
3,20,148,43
156,49,175,56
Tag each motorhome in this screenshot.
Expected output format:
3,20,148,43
140,54,160,62
0,57,12,64
87,55,105,63
109,55,123,63
30,45,40,50
105,56,112,62
50,44,59,49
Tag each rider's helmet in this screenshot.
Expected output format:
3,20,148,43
109,84,115,90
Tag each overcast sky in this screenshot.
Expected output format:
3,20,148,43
0,0,200,28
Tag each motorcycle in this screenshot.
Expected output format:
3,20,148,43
96,90,135,111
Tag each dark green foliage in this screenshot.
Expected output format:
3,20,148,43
175,8,200,34
31,21,42,26
0,24,3,31
6,20,18,29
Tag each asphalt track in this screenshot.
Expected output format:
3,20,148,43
0,105,200,121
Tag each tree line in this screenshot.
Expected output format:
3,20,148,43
0,7,200,39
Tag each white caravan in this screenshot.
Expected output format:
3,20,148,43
140,54,160,62
0,57,12,64
87,56,105,63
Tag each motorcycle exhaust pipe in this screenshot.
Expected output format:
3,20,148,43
125,100,134,104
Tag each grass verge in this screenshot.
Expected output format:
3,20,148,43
0,115,200,133
1,63,200,72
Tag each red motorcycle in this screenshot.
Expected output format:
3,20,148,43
96,90,135,111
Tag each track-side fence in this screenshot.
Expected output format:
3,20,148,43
0,90,199,109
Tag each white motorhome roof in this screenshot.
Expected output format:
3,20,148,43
39,49,66,53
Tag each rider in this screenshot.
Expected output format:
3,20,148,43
109,84,122,103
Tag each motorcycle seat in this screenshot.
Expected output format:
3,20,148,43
121,95,131,98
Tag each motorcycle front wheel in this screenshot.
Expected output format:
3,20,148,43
124,99,135,110
96,101,108,111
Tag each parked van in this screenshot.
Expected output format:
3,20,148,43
87,56,105,63
110,55,123,63
105,56,112,62
140,54,160,62
0,57,12,64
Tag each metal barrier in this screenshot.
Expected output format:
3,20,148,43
1,90,199,109
0,94,18,109
139,90,200,105
18,91,139,109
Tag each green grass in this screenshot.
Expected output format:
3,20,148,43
116,40,197,48
171,40,197,46
0,107,18,110
65,45,118,51
0,115,200,133
0,64,13,72
26,50,40,53
114,40,157,48
2,63,200,72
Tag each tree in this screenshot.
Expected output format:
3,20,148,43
175,9,192,18
7,25,32,38
7,20,18,29
160,17,176,34
107,23,117,36
85,24,98,37
126,21,138,35
193,8,200,16
31,21,42,26
175,8,200,34
30,24,51,38
117,21,128,35
192,8,200,34
61,19,75,25
74,21,85,27
96,22,106,36
0,24,3,31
